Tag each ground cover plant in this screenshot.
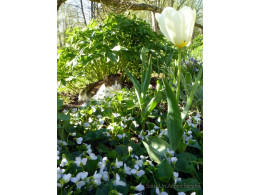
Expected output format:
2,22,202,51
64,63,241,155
58,6,203,195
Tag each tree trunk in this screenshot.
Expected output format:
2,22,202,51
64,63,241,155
151,11,159,33
80,0,87,25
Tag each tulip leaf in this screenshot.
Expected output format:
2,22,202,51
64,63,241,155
162,78,183,151
181,67,203,122
157,159,173,182
141,91,164,122
142,136,170,164
142,56,152,97
140,47,149,85
124,68,142,109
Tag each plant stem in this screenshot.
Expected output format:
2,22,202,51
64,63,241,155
176,49,182,104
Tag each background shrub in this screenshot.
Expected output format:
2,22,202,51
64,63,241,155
57,14,175,93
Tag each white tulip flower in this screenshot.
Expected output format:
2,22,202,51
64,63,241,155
155,6,196,49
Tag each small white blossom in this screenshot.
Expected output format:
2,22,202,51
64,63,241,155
99,119,104,125
71,177,80,183
76,137,83,144
80,102,87,107
117,133,126,139
71,108,77,113
124,163,132,175
154,125,159,130
178,192,186,195
93,171,102,185
156,187,168,195
132,121,139,127
146,160,154,166
98,157,108,172
113,113,120,118
135,183,145,192
84,122,90,127
76,181,85,189
113,173,126,186
101,171,109,181
166,148,175,157
173,172,182,184
121,116,127,122
136,160,143,167
75,157,87,167
128,146,133,153
60,158,68,167
97,115,102,119
91,106,96,112
121,122,126,128
171,157,178,162
190,192,196,195
78,171,88,180
89,153,97,160
63,173,71,182
71,132,76,136
115,158,123,168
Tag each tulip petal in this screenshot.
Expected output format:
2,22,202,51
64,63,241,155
156,6,196,48
155,12,172,43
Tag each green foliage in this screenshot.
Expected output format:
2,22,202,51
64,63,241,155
142,136,170,164
163,78,183,151
57,14,174,93
124,48,165,128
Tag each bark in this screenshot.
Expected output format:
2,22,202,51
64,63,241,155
57,0,68,11
89,0,203,30
80,0,87,25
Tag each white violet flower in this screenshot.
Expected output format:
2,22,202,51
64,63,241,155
113,173,126,186
76,137,83,144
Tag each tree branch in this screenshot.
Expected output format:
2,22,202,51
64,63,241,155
89,0,203,30
57,0,68,11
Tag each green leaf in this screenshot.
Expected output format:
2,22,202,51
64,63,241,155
142,136,170,164
57,112,70,121
141,56,152,97
157,159,173,182
85,159,99,175
162,78,183,151
174,178,201,192
115,145,128,156
107,150,117,159
175,152,197,173
83,129,106,141
181,67,203,122
142,91,164,122
124,68,142,110
185,72,192,85
57,99,63,110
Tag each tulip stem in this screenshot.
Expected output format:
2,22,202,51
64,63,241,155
176,49,182,104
